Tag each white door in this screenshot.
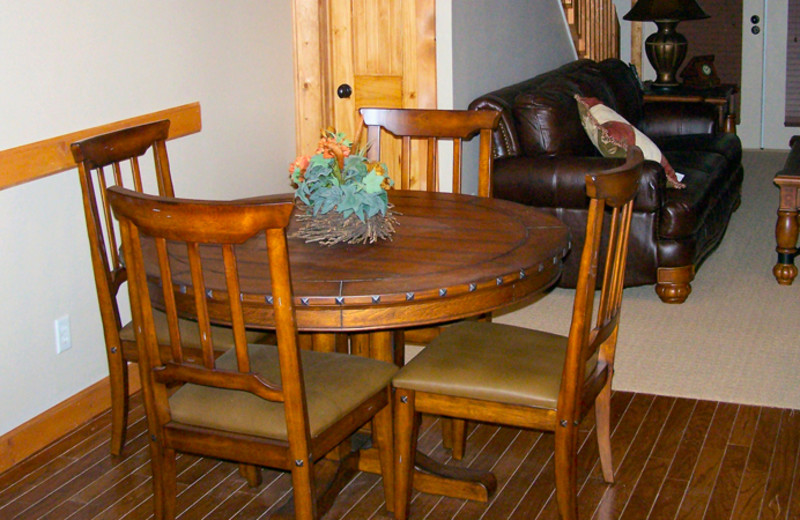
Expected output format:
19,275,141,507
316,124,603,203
740,0,795,149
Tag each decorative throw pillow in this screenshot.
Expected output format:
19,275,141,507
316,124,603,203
575,95,685,188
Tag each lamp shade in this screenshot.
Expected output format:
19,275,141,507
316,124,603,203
623,0,709,22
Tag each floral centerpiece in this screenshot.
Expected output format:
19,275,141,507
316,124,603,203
289,129,397,245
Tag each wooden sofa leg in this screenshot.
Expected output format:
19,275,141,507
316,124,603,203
656,266,695,304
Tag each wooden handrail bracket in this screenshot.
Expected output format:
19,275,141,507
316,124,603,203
0,102,201,191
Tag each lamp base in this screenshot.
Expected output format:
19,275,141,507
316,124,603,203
645,21,687,88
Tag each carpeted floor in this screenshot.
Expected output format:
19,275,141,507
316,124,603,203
495,149,800,410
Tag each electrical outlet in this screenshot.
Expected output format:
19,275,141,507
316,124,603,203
55,315,72,354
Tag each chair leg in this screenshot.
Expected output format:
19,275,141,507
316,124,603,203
554,424,579,520
450,419,467,460
290,457,317,520
148,439,175,520
238,463,262,487
394,387,419,520
442,418,453,449
161,447,177,520
373,391,395,511
393,329,406,367
441,418,467,460
595,382,615,484
107,351,129,456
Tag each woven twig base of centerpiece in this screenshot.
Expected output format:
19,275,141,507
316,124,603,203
292,203,399,246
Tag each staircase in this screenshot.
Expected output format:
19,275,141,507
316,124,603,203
561,0,620,61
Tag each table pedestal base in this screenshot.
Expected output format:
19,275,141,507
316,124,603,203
358,447,497,502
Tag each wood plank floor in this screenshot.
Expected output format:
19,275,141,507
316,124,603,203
2,391,799,519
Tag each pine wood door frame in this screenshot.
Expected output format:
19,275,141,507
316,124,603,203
291,0,437,155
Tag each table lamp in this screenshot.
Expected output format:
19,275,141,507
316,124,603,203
623,0,709,89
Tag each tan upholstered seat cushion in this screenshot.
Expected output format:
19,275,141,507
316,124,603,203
393,321,597,410
119,309,269,349
168,344,398,440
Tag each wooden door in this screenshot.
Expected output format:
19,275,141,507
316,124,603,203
292,0,437,188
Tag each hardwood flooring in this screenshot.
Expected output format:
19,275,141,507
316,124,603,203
2,391,799,519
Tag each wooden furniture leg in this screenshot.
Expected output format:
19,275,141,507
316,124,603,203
774,178,800,285
311,332,337,352
358,331,496,502
237,463,262,487
656,266,695,304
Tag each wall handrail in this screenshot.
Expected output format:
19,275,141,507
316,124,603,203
0,102,201,192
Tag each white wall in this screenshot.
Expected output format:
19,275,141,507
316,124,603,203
445,0,577,194
614,0,633,62
0,0,296,435
450,0,577,110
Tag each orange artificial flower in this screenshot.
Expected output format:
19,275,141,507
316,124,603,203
289,155,310,174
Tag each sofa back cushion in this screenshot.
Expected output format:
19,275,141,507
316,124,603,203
512,60,619,157
468,59,644,160
597,59,644,124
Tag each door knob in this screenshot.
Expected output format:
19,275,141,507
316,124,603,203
337,84,353,99
751,15,760,24
752,26,760,35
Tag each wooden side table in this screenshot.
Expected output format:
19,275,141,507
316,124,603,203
774,136,800,285
643,83,739,134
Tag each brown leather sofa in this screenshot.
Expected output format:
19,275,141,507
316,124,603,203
469,58,744,303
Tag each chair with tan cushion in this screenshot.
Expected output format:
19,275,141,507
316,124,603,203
71,121,269,456
358,107,501,346
358,107,500,457
108,187,397,520
392,147,645,520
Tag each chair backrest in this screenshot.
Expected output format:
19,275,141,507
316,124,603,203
70,120,174,344
559,146,644,424
358,108,500,196
106,187,301,438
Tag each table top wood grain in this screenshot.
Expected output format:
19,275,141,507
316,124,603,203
144,190,570,332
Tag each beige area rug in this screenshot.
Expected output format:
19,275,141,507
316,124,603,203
494,150,800,410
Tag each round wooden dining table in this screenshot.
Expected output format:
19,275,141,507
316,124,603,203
142,189,570,501
149,189,570,334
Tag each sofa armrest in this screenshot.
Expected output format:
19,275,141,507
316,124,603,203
639,101,718,138
492,155,664,212
470,97,523,159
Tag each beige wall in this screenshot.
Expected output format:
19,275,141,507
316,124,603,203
0,0,295,435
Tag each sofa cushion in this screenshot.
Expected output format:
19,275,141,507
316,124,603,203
640,102,718,137
492,155,664,212
659,150,735,238
512,60,616,158
575,95,685,188
597,59,644,124
654,133,742,167
513,88,596,157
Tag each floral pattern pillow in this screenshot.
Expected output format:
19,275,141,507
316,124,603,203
575,95,685,188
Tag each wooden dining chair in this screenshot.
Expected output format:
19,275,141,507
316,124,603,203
358,107,500,197
358,107,501,457
70,121,269,456
392,147,645,520
107,187,398,520
356,108,502,347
